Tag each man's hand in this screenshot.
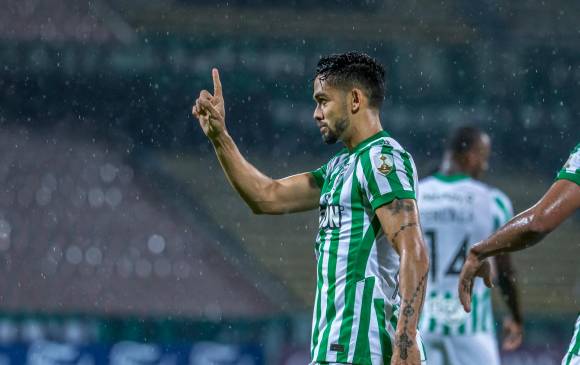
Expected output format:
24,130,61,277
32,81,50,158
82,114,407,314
502,317,523,351
458,249,493,312
192,68,226,140
391,333,421,365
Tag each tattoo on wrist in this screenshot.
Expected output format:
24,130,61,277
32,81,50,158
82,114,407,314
397,271,428,360
390,222,418,243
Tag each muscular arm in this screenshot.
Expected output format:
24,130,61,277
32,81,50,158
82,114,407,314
211,133,320,214
375,199,429,363
470,179,580,260
459,179,580,312
192,68,320,215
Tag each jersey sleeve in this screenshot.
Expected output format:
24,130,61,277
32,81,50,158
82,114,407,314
490,189,513,229
310,163,327,188
556,143,580,185
358,144,418,211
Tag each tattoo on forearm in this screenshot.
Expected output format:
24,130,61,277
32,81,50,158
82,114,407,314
390,222,418,243
386,199,414,215
397,271,428,360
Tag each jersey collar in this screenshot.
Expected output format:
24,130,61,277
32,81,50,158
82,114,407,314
433,172,471,182
351,130,390,154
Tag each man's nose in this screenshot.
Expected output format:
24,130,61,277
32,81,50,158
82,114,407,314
313,105,323,121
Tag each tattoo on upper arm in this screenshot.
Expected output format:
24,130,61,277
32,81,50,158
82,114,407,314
389,222,418,243
396,271,428,360
385,199,414,215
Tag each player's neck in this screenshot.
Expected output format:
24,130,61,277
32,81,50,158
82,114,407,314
440,157,474,178
342,112,382,152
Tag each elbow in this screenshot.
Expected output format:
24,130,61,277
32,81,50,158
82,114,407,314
526,210,555,237
248,201,281,215
249,204,265,215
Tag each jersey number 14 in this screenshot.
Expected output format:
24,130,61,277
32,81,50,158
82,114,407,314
424,230,468,282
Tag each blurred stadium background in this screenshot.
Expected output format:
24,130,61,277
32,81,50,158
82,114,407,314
0,0,578,364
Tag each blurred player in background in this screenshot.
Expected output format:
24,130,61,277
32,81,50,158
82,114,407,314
458,143,580,365
192,52,429,365
417,126,523,365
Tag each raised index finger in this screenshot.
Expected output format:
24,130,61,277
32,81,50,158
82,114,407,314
212,68,222,97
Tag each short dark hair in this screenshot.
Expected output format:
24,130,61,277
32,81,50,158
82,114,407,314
447,125,486,155
315,52,386,109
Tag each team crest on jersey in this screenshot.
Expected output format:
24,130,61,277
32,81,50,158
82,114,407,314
373,153,394,175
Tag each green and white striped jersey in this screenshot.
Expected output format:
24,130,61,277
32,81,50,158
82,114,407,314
556,143,580,185
309,130,423,365
417,174,513,337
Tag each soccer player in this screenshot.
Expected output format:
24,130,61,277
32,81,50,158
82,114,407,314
417,126,523,365
192,52,429,365
458,143,580,365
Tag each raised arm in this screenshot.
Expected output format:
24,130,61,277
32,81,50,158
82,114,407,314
192,69,320,214
459,178,580,311
375,199,429,365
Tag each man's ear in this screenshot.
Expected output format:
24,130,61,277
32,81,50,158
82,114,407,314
350,88,363,113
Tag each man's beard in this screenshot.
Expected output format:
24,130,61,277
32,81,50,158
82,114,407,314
322,116,349,145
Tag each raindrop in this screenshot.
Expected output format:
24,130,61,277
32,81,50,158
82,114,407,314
147,234,166,255
85,246,103,266
65,246,83,265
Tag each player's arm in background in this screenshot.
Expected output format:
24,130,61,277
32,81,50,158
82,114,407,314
192,68,320,214
376,199,429,365
495,253,524,350
490,191,524,350
459,178,580,312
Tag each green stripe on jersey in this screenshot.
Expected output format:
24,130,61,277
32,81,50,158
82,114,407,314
311,228,327,358
374,299,393,364
316,172,347,360
353,276,375,362
335,166,365,362
494,197,510,223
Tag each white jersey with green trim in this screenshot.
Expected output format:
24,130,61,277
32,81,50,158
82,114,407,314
309,131,425,365
417,174,513,337
557,143,580,185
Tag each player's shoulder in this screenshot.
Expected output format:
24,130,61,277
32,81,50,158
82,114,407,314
355,134,412,161
485,184,513,215
472,180,511,202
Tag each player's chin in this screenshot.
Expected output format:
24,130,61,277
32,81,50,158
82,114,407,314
321,131,338,145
